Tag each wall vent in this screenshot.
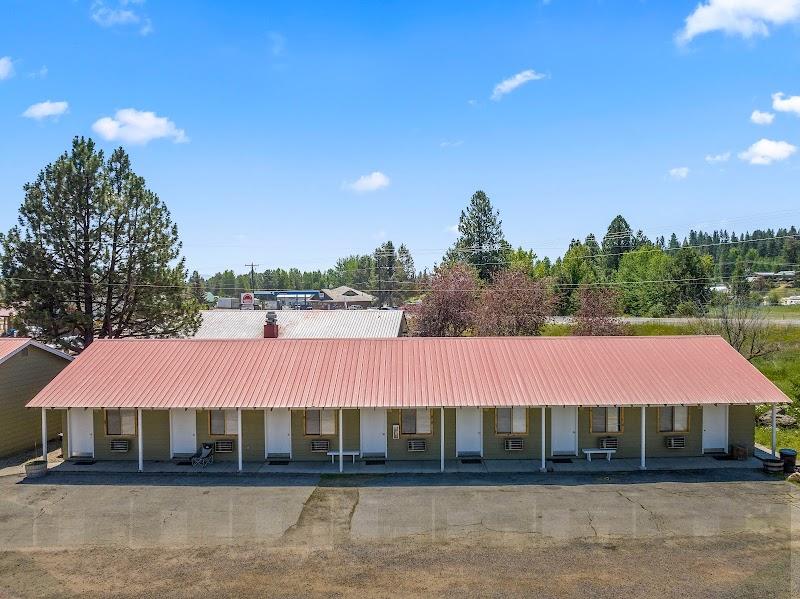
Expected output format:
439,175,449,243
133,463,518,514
310,439,330,452
407,439,427,452
109,439,130,452
214,440,235,453
504,438,524,451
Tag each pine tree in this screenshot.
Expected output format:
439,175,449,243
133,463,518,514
601,215,633,272
444,190,507,281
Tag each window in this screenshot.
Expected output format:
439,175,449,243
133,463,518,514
210,410,237,436
496,407,526,434
106,409,135,436
305,409,336,436
591,407,622,433
400,409,431,435
659,406,689,432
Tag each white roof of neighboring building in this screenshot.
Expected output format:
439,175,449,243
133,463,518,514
194,309,406,339
321,286,376,303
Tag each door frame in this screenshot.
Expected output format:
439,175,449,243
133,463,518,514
169,409,197,458
455,407,483,457
359,408,388,457
702,404,729,453
550,406,578,457
264,408,293,459
67,408,95,458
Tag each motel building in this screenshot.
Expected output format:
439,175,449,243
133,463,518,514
27,336,788,473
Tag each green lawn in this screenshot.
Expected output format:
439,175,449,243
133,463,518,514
755,426,800,453
759,304,800,319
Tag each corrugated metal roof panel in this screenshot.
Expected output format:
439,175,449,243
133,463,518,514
28,336,788,409
194,309,404,339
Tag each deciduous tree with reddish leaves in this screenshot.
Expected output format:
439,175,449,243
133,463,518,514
408,262,479,336
572,286,627,336
474,269,552,336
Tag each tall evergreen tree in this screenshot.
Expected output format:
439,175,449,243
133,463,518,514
0,137,200,351
601,215,634,272
445,190,507,281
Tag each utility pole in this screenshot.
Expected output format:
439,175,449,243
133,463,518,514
245,263,259,291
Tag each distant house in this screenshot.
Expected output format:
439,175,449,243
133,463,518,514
780,295,800,306
316,286,376,309
0,338,72,458
194,308,407,338
0,307,14,335
709,284,729,294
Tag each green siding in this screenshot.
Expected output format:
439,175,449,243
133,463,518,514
196,410,235,462
93,409,139,461
0,347,69,458
482,408,544,459
386,408,449,461
290,409,360,461
728,405,755,455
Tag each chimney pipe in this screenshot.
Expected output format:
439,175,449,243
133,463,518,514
264,311,279,338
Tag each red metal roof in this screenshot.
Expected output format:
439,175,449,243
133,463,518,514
27,336,788,409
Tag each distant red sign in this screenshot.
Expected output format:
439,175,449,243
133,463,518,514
241,292,254,305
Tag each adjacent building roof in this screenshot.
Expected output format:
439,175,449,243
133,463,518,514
0,338,73,367
321,286,376,303
28,336,788,410
194,309,405,339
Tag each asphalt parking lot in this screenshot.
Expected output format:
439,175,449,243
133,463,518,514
0,470,798,598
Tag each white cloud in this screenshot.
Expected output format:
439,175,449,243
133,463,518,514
92,108,188,144
705,151,731,163
772,91,800,115
677,0,800,44
91,1,152,35
0,56,14,80
440,140,463,148
669,166,690,180
750,109,775,124
27,66,48,79
446,224,459,235
268,32,286,57
343,171,390,193
738,138,797,164
22,100,69,121
491,69,546,101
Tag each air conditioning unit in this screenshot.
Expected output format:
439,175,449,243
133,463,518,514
311,439,330,452
666,436,686,449
504,438,524,451
214,440,234,453
407,439,427,452
600,437,619,450
109,439,129,452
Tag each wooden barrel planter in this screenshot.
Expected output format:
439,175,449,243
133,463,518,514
763,459,784,474
24,459,47,478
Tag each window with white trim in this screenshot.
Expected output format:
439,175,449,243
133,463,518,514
496,407,526,434
106,409,136,436
591,407,622,433
305,409,336,436
210,410,237,436
659,406,689,432
400,409,431,435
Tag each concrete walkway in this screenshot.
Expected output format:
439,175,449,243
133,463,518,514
40,455,764,476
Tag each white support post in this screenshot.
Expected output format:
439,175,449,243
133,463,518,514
540,406,546,472
640,406,646,470
41,409,48,463
237,408,243,472
137,409,143,472
338,409,344,473
65,408,71,459
440,407,445,473
771,404,777,457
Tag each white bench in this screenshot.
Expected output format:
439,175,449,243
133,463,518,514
327,450,359,464
582,449,616,462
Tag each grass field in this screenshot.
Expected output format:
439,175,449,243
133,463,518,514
755,426,800,453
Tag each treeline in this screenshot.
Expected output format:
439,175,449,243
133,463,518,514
199,189,799,317
201,241,417,306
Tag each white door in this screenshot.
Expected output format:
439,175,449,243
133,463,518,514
551,406,577,456
170,409,197,456
702,405,728,452
68,409,94,457
266,409,292,457
456,408,483,456
360,408,387,457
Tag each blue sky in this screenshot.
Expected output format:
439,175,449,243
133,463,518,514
1,0,799,275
